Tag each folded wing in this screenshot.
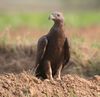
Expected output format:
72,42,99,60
64,38,70,65
35,36,48,69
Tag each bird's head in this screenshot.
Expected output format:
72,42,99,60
49,12,64,23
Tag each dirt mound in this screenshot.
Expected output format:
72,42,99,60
0,72,99,97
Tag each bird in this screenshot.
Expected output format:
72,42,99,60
34,12,70,81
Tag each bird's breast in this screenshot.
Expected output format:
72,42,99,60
44,37,65,64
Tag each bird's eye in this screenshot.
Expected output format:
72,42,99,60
57,14,60,17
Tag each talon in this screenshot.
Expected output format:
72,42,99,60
56,77,61,81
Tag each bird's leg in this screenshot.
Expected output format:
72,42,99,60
56,64,62,80
44,61,53,81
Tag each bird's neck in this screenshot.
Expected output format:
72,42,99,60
54,21,64,29
53,21,64,34
48,21,65,38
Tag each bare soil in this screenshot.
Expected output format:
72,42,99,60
0,72,99,97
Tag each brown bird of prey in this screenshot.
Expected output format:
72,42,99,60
34,12,70,80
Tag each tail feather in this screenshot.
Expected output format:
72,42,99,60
35,64,47,79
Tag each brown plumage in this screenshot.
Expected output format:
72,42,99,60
34,12,70,80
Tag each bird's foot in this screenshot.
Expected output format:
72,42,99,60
44,78,54,82
44,79,51,82
56,77,61,81
44,78,56,84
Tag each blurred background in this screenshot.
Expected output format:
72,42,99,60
0,0,100,12
0,0,100,77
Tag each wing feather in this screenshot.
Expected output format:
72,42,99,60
35,36,48,66
64,38,70,65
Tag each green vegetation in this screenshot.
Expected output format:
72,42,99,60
0,12,52,31
65,12,100,27
0,12,100,31
91,41,100,49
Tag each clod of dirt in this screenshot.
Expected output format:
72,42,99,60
0,72,99,97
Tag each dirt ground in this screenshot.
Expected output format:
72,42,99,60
0,72,99,97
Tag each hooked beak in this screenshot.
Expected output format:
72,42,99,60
48,14,55,20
